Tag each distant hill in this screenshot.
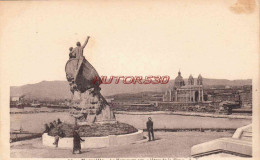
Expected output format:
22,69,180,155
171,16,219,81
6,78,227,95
10,81,71,100
10,78,252,100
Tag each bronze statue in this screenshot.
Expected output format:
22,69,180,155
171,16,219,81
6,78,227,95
65,36,115,125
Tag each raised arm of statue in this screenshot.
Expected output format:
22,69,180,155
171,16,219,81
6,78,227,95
82,36,90,49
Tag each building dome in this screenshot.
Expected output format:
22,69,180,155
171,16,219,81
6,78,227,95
174,71,185,88
188,74,194,85
197,74,203,85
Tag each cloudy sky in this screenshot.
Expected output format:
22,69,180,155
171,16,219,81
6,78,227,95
0,0,258,86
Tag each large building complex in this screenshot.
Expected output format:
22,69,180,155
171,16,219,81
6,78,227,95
163,71,252,108
163,71,205,103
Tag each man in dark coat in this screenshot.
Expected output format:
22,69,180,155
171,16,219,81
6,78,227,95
146,117,154,141
73,127,85,154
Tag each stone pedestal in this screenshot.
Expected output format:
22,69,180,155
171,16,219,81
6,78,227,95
70,90,116,125
65,57,116,124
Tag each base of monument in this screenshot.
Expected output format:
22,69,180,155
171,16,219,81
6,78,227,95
42,129,144,149
77,119,117,126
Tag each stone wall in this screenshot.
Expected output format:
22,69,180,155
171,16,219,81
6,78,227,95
157,102,217,113
207,93,239,102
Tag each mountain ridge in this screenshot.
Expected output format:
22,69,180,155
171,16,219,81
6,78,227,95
10,78,252,100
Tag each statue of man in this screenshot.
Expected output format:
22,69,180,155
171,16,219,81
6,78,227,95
73,36,90,59
69,47,76,59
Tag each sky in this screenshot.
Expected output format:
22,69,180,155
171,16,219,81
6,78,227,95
0,0,259,86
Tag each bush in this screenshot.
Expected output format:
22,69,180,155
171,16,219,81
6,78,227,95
48,122,138,137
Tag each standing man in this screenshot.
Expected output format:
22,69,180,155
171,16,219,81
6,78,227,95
72,127,85,154
146,117,154,141
74,36,90,59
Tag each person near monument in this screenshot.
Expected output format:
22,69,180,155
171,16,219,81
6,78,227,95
73,36,90,59
72,127,85,154
146,117,154,141
53,128,65,147
57,118,62,125
49,122,55,130
43,124,50,134
53,120,57,127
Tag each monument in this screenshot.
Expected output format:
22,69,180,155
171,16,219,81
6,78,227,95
65,39,115,124
42,37,144,149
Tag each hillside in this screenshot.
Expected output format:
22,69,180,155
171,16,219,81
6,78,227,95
10,78,252,100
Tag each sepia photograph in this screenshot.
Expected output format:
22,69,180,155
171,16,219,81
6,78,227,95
0,0,259,159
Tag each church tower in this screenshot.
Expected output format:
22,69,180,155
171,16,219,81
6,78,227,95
188,74,194,85
197,74,203,85
174,70,185,88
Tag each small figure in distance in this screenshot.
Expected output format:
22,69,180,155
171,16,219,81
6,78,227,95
53,120,57,127
69,47,76,59
146,117,155,141
53,128,65,148
49,122,55,130
43,123,50,134
57,118,62,125
72,127,85,154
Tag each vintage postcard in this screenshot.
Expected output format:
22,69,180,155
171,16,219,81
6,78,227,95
0,0,259,160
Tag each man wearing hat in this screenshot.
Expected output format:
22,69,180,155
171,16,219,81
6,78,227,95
146,117,154,141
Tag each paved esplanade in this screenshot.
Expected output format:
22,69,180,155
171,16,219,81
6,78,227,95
11,132,232,158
